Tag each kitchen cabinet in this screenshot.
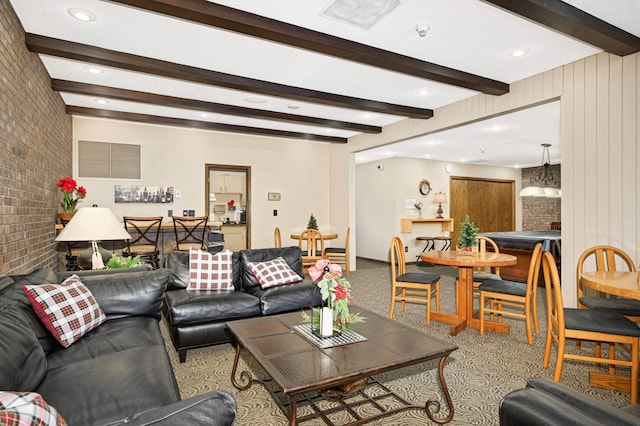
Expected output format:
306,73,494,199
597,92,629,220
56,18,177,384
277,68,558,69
212,173,245,194
221,225,246,251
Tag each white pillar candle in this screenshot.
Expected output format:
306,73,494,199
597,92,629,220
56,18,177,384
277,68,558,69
320,307,334,337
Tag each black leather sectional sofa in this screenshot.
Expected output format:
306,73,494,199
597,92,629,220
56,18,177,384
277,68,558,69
499,378,640,425
0,267,236,426
163,246,322,362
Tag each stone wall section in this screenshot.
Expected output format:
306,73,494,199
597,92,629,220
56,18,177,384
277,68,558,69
521,164,561,231
0,0,72,275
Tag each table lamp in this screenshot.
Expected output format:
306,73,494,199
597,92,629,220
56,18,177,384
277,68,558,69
433,192,448,219
55,206,131,270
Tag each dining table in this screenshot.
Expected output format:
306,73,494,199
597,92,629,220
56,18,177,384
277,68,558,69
579,270,640,395
420,250,518,336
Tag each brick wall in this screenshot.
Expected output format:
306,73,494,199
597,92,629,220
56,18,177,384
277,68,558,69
521,164,561,231
0,0,72,275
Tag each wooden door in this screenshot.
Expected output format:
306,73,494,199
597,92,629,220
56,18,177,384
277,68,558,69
450,177,515,245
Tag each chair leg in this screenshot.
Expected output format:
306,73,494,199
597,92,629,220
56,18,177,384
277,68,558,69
543,330,553,368
400,289,406,312
553,338,566,382
434,282,441,313
631,340,639,404
524,299,533,345
389,286,397,319
425,287,431,325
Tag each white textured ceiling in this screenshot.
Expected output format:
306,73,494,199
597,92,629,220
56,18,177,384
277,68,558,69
8,0,640,167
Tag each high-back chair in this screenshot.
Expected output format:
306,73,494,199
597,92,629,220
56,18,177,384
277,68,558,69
577,245,640,321
172,216,208,251
324,227,350,274
389,236,441,325
479,242,542,344
299,229,325,273
123,216,163,268
542,251,640,403
274,227,282,248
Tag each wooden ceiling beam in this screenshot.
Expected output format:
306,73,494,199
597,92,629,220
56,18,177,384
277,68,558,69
66,106,348,143
107,0,509,96
52,80,381,134
27,33,432,119
485,0,640,56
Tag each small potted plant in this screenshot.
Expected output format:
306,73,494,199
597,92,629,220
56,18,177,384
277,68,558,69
307,214,318,230
457,215,479,256
56,176,87,222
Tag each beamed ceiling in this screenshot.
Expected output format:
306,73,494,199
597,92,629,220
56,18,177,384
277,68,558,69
7,0,640,166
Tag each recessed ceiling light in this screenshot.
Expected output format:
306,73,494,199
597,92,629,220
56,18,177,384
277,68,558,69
419,89,429,96
93,98,109,105
511,48,529,57
244,97,267,104
287,104,300,110
84,66,103,74
68,8,96,22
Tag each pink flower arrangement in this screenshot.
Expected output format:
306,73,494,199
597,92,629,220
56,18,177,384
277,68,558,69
414,201,424,211
56,176,86,212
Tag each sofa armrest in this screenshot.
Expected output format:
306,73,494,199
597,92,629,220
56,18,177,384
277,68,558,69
113,390,236,426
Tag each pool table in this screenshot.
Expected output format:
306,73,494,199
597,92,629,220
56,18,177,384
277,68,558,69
477,231,561,284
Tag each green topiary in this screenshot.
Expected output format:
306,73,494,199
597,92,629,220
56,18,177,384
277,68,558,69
307,214,318,230
458,215,479,249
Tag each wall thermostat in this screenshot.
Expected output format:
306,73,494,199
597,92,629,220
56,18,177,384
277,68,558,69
268,192,281,201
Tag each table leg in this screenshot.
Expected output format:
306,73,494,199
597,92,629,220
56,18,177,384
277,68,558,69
230,342,253,390
425,355,455,424
288,396,298,426
447,267,472,335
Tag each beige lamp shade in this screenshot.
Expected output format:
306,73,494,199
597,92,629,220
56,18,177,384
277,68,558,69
433,192,448,204
56,207,131,242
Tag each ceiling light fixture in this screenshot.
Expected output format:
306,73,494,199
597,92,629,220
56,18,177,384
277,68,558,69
68,8,96,22
416,24,430,38
244,97,267,104
84,66,104,74
93,98,109,105
511,48,529,57
321,0,401,30
519,143,561,197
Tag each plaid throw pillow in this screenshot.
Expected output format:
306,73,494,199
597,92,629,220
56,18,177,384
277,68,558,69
188,248,234,291
24,275,106,348
0,391,67,426
247,256,302,289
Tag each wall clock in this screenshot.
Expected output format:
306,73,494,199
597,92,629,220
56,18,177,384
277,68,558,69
419,179,431,195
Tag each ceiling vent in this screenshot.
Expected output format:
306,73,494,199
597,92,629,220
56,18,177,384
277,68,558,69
321,0,401,30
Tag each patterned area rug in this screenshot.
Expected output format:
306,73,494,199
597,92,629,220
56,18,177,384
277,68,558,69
161,263,632,425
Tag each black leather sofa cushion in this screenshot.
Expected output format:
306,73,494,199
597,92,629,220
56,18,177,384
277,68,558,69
122,390,237,426
165,290,261,326
499,378,640,426
166,250,242,291
38,344,180,426
240,246,304,292
45,317,166,369
57,268,169,320
0,305,47,391
252,281,323,315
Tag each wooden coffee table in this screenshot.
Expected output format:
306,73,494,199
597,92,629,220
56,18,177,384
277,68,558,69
227,306,458,425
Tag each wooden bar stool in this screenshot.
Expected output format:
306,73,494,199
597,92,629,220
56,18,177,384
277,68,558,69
416,236,436,265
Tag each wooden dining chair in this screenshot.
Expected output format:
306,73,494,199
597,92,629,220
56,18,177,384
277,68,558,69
273,227,282,248
479,242,542,344
577,245,640,322
299,229,325,274
541,251,640,403
123,216,163,269
172,216,208,251
324,227,350,274
455,236,502,301
389,236,440,325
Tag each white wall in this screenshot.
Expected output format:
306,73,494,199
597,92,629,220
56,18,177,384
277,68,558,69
356,157,521,261
72,117,341,250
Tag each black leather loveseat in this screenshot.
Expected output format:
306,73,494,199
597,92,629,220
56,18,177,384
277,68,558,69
163,246,322,362
499,378,640,425
0,267,236,425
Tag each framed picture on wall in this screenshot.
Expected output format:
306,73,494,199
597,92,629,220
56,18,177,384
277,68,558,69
114,185,174,204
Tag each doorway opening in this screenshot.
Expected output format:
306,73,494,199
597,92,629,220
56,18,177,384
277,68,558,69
205,164,251,250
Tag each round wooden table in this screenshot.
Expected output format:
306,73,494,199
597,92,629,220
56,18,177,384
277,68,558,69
289,233,338,241
580,271,640,300
421,250,517,336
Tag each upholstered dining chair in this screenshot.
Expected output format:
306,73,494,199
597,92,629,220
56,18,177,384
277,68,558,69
172,216,208,251
389,236,441,325
577,245,640,322
541,251,640,404
324,227,350,274
299,229,325,274
123,216,163,269
479,242,542,344
273,227,282,248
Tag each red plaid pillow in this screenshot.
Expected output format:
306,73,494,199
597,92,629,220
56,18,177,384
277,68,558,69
188,248,234,291
0,391,66,426
24,275,106,348
247,257,302,289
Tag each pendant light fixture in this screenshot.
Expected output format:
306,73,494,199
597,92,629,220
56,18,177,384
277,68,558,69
520,143,561,198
